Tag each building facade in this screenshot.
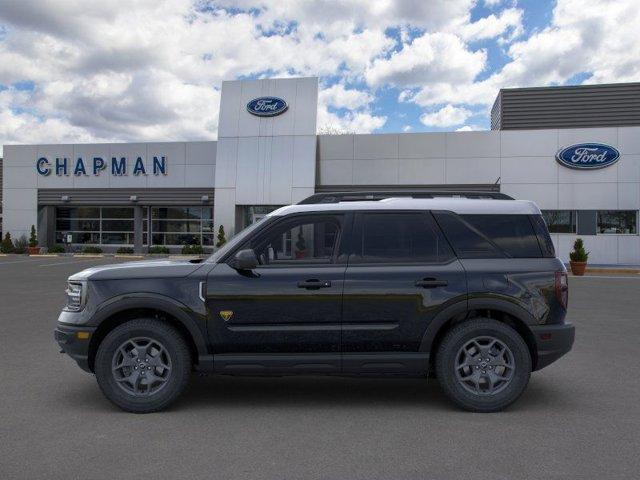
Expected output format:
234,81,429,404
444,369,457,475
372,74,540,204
2,77,639,264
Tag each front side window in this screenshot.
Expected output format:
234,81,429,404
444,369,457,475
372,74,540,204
597,211,638,234
542,210,577,234
353,212,453,264
249,216,341,265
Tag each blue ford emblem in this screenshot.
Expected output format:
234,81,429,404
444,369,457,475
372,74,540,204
556,143,620,170
247,97,288,117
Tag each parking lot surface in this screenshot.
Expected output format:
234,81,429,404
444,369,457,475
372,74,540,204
1,255,639,479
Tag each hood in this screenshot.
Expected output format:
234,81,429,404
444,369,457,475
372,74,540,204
68,259,205,281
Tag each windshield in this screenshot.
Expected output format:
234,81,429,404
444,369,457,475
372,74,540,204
206,216,272,263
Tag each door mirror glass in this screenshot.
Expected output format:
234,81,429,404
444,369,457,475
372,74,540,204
230,249,258,270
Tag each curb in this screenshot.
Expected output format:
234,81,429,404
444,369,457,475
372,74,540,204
586,268,640,275
73,254,104,258
114,255,145,259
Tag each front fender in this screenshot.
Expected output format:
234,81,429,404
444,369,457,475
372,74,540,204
90,293,208,356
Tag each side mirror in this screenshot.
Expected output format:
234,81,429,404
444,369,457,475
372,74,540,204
230,249,258,271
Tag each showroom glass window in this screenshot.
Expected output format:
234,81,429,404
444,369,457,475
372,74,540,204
151,206,214,246
597,211,638,234
542,210,577,234
55,207,136,245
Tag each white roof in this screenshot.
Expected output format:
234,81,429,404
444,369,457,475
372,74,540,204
270,197,541,217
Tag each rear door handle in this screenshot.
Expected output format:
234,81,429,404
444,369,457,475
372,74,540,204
297,279,332,290
415,278,448,288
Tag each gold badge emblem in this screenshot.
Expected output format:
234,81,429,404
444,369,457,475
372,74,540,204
219,310,233,321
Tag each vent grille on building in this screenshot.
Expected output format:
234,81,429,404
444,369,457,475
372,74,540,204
491,82,640,130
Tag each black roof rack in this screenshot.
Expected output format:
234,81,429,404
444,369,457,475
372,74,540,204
298,190,514,204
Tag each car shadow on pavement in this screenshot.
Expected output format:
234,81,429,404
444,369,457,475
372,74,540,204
59,373,571,414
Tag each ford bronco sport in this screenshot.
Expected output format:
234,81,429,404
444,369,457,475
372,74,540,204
55,191,574,413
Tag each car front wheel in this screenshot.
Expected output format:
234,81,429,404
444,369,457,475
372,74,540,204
95,318,191,413
436,318,532,412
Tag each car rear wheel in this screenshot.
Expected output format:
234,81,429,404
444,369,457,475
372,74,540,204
95,318,191,413
435,318,531,412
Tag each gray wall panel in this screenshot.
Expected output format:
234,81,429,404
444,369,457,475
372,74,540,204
577,210,597,235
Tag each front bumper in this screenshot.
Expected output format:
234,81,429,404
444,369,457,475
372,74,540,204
530,323,575,371
54,324,96,373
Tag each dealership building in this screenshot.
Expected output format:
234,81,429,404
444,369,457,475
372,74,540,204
2,78,640,264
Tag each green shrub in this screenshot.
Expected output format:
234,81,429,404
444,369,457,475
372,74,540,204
29,225,38,247
148,245,170,254
13,235,28,254
182,244,204,255
82,246,103,254
48,244,66,254
116,247,135,254
569,238,589,262
216,225,227,248
1,233,14,253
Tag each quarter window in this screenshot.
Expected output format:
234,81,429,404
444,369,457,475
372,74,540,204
353,213,453,264
461,214,542,258
597,211,638,234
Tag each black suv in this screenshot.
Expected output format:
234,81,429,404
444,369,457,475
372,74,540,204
55,192,574,413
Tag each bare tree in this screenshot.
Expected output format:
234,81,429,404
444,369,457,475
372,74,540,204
317,124,355,135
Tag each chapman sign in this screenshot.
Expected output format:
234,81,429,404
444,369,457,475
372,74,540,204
556,143,620,170
36,156,168,177
246,97,288,117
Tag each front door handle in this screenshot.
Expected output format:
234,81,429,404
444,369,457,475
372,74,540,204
297,279,332,290
415,278,448,288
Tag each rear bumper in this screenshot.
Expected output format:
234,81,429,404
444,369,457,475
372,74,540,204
54,324,96,373
530,323,575,371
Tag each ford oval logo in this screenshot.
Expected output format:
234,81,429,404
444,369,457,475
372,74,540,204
246,97,288,117
556,143,620,170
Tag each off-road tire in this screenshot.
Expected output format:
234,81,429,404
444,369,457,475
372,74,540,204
435,318,531,412
95,318,191,413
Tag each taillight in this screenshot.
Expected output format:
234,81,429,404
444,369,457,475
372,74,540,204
555,271,568,310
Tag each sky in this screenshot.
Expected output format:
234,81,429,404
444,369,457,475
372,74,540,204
0,0,639,154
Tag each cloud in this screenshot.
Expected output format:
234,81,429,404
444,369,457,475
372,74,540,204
317,107,387,134
420,104,472,127
319,83,373,110
404,0,640,110
366,32,486,88
0,0,638,151
456,124,483,131
458,7,523,42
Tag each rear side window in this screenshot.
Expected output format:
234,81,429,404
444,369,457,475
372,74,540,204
462,214,543,258
352,212,454,264
433,212,502,259
530,214,556,257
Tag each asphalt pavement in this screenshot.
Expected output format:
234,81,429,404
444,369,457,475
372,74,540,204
0,255,639,479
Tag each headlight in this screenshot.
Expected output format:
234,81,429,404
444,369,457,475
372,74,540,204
65,281,86,311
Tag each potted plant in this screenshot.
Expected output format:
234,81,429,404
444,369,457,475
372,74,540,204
28,225,40,255
569,238,589,276
215,225,227,248
13,235,28,254
1,232,14,254
294,229,307,259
